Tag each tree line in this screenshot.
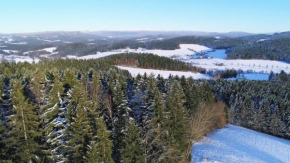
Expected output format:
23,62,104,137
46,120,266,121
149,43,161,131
227,38,290,63
100,53,206,73
211,79,290,139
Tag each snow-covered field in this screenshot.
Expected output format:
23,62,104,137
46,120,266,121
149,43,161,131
191,125,290,163
0,54,39,63
68,44,290,75
187,58,290,74
3,50,18,53
23,47,57,55
117,66,211,79
69,44,211,60
1,43,290,79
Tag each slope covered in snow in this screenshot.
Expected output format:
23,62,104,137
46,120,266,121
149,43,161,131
68,44,211,60
191,125,290,163
70,44,290,74
117,66,211,79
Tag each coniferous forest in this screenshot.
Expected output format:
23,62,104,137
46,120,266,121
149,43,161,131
0,59,227,163
0,53,290,162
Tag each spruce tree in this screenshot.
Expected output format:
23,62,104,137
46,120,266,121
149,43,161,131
5,79,40,162
120,120,145,163
144,82,168,163
85,116,114,163
30,69,46,105
112,80,131,162
65,82,91,162
41,71,66,162
165,81,188,162
241,97,254,128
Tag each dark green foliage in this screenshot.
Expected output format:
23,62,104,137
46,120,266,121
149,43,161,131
0,120,5,159
165,81,188,162
101,53,206,73
269,70,290,82
65,83,92,162
85,116,114,163
145,36,247,50
5,79,40,162
120,120,145,163
0,58,226,163
227,38,290,63
212,79,290,139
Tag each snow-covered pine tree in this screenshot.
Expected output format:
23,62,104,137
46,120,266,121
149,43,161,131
112,80,131,162
164,80,189,162
270,108,285,137
130,73,147,124
120,119,145,163
41,70,66,162
65,82,92,162
143,80,168,163
5,79,41,162
180,76,200,114
241,97,255,128
85,116,114,163
30,69,46,105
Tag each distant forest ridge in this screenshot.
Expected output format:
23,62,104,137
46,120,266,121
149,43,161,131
1,31,290,62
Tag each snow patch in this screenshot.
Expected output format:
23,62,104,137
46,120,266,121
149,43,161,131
117,66,211,79
191,125,290,163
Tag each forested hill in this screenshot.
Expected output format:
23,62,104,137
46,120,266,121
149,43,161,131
2,31,290,63
145,36,247,50
53,36,247,57
227,37,290,62
0,59,227,163
99,53,206,73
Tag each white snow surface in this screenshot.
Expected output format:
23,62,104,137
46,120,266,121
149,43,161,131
3,50,18,53
9,42,27,45
117,66,211,79
187,58,290,74
41,47,57,53
191,125,290,163
23,47,57,55
72,44,212,60
0,54,39,63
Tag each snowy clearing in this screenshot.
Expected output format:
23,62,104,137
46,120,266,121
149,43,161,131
70,44,290,74
23,47,57,55
0,54,39,63
191,125,290,163
9,42,27,45
70,44,212,60
2,50,18,53
2,43,290,78
186,57,290,74
117,66,211,79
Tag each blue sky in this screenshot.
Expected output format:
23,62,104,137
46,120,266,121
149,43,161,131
1,0,290,33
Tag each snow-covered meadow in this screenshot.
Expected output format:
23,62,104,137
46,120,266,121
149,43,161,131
0,54,40,63
23,47,57,55
68,44,290,75
2,43,290,80
117,66,211,79
191,125,290,163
